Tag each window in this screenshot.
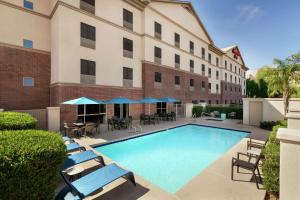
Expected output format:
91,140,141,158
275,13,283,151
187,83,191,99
190,60,194,73
216,58,219,67
216,84,219,92
225,60,227,69
123,67,133,87
24,0,33,10
235,66,237,73
80,59,96,84
216,100,219,104
201,64,205,76
208,68,211,78
225,84,227,91
23,77,34,86
175,54,180,68
208,83,211,91
175,76,180,85
201,81,205,91
238,68,240,75
225,100,228,104
174,33,180,47
235,76,237,84
239,78,241,84
80,22,96,49
208,100,211,104
230,63,232,71
216,71,219,80
123,67,133,80
190,41,194,54
154,22,162,39
230,74,232,83
154,46,161,64
157,102,167,114
230,86,233,92
201,48,205,59
23,39,33,48
208,53,211,64
190,79,194,87
235,87,237,92
154,72,161,83
123,9,133,30
80,0,95,14
123,38,133,58
225,73,227,81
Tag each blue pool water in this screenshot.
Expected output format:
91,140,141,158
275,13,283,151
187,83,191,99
95,125,248,193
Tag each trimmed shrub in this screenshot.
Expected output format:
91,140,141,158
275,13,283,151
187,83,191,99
192,106,203,117
0,112,37,130
0,130,66,199
262,123,287,196
260,120,287,131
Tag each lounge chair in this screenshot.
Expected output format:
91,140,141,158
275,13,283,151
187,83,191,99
62,150,106,170
231,152,262,189
66,143,86,153
247,134,269,150
63,136,75,143
60,163,136,199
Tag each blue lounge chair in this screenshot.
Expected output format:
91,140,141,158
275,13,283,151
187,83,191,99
62,150,105,170
63,136,75,143
66,143,86,153
60,163,136,199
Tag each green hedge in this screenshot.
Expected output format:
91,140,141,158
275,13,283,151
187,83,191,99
0,112,37,130
0,130,66,199
262,123,287,196
260,120,287,131
192,105,243,119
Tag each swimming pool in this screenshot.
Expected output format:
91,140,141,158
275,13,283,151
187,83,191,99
95,124,248,193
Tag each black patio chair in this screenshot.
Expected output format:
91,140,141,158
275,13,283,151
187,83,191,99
231,152,262,189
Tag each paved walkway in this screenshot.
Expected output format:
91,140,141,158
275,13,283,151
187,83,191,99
60,118,268,200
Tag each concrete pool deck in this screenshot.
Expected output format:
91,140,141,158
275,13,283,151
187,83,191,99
61,118,268,200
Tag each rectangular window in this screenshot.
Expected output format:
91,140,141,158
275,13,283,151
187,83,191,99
156,102,167,114
190,41,194,54
225,84,227,91
225,73,227,81
201,64,205,76
235,76,237,84
225,60,227,69
190,60,194,73
23,39,33,48
154,22,162,39
80,22,96,49
216,71,219,80
154,46,161,64
175,76,180,85
174,33,180,47
154,72,162,83
24,0,33,10
190,79,194,87
123,67,133,80
80,0,95,14
23,77,34,87
175,54,180,68
238,68,240,75
230,64,232,71
235,66,237,73
201,81,205,90
201,48,205,59
230,74,232,83
123,38,133,58
80,59,96,84
216,84,219,92
208,68,211,78
216,58,219,67
123,8,133,30
208,83,211,92
208,53,211,64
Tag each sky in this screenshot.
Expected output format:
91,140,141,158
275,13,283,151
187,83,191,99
190,0,300,69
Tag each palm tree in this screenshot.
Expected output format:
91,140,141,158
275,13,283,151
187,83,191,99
266,51,300,115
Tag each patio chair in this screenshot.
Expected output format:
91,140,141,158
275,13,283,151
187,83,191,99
228,112,237,119
140,113,146,125
63,123,78,137
247,134,269,150
62,150,105,170
107,118,114,131
213,111,220,118
59,163,136,199
231,152,262,189
149,115,156,124
154,113,160,124
84,123,96,137
66,142,86,153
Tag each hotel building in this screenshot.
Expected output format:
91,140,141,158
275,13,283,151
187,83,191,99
0,0,248,123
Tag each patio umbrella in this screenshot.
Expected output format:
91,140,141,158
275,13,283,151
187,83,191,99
139,97,162,115
159,97,180,113
62,97,105,123
104,97,139,117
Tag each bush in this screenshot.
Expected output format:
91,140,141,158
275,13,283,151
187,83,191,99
260,120,287,131
262,123,287,196
192,106,203,117
0,130,66,199
0,112,37,130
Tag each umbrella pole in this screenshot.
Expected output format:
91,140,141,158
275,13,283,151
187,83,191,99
176,104,178,116
148,104,150,115
84,104,86,124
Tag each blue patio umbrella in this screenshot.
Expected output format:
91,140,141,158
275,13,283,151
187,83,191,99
139,97,162,114
62,97,105,123
159,97,180,115
105,97,139,117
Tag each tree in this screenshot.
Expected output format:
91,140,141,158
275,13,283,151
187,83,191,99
266,51,300,115
246,79,259,97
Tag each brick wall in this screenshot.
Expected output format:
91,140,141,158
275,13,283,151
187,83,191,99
220,81,243,104
0,46,50,110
